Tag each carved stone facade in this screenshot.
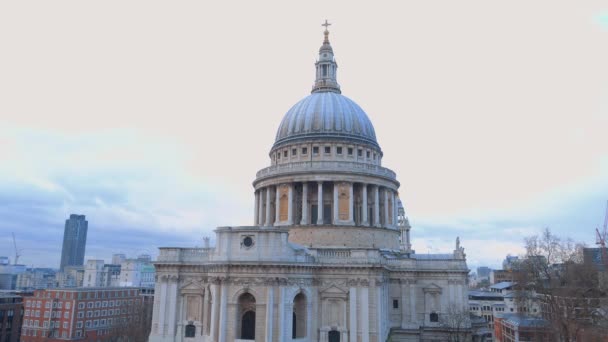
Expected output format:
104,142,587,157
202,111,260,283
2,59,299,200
149,26,470,342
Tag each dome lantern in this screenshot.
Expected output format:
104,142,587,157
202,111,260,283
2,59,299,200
312,20,341,94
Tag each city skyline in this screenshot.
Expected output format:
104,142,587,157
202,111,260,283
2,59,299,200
1,1,608,271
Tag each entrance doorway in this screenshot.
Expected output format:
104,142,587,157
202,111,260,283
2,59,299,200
328,330,340,342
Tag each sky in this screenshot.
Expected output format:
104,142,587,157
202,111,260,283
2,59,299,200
0,1,607,271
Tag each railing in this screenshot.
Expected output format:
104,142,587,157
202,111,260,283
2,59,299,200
255,161,397,180
317,249,351,258
156,248,210,263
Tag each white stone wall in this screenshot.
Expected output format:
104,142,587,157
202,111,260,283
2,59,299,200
149,227,469,342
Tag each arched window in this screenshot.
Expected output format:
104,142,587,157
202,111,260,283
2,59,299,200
238,293,256,340
292,293,307,338
185,324,196,338
430,312,439,322
241,311,255,339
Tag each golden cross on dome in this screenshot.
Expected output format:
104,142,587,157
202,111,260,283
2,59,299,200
322,19,331,31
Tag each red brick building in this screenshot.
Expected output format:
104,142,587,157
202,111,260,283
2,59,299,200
1,292,29,342
21,287,145,341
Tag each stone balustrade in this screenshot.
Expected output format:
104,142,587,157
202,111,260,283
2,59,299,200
255,160,397,180
155,247,466,269
156,248,211,263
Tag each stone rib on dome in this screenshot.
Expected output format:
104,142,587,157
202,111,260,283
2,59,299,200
274,92,378,148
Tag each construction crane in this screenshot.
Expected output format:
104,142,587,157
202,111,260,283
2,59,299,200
596,200,608,269
12,232,21,265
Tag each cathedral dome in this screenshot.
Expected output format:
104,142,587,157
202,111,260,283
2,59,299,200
274,92,378,148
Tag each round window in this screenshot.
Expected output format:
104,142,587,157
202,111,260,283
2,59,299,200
243,236,253,247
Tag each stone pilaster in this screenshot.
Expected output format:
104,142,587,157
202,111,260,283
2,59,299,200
209,283,219,341
349,286,357,342
167,277,178,337
360,286,369,342
218,282,228,342
157,277,167,336
202,289,209,336
400,280,408,328
265,286,274,342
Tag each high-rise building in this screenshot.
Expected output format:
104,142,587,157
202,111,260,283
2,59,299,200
111,254,126,265
59,214,88,271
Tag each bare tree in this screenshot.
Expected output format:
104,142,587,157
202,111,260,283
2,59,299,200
440,302,472,342
516,228,608,341
104,296,153,342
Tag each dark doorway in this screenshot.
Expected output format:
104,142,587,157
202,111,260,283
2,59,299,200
328,330,340,342
323,204,332,224
311,205,318,224
368,207,373,225
241,310,256,339
185,324,195,338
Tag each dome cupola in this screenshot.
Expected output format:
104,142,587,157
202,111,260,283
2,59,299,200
273,21,379,150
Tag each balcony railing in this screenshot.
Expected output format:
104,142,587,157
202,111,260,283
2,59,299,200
255,161,397,180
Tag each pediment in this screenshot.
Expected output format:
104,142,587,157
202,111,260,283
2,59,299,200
423,283,442,293
320,283,348,299
180,279,205,293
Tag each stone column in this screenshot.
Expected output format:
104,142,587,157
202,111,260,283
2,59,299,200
301,182,309,225
361,184,368,226
348,183,354,223
384,189,389,227
265,286,274,342
349,286,357,342
287,183,294,225
393,192,398,228
209,284,219,341
258,189,265,226
254,191,259,225
275,186,281,224
317,182,324,225
333,182,339,224
265,187,272,226
218,283,228,342
374,186,380,227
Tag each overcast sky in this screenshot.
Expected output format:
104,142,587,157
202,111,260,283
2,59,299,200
1,1,607,271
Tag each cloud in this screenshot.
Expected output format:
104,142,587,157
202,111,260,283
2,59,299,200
0,125,250,267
